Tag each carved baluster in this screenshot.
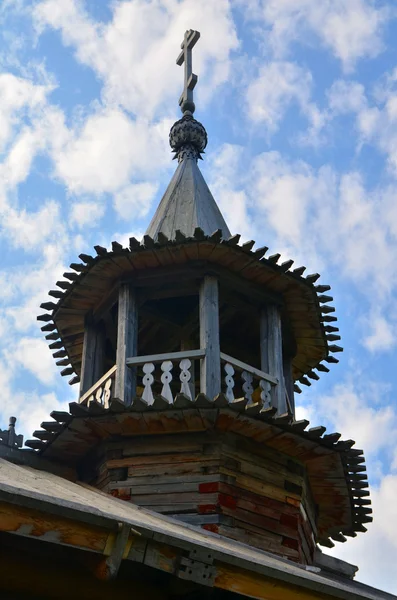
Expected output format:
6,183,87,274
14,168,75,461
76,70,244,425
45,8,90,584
161,360,174,404
102,377,113,409
142,363,155,405
179,358,192,400
260,379,272,409
224,363,235,403
95,386,104,405
242,370,254,405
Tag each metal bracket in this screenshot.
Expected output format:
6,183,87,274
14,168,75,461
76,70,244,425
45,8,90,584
178,549,216,586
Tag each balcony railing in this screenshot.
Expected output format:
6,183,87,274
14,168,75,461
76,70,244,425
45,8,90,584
220,352,277,408
78,349,280,411
79,365,117,409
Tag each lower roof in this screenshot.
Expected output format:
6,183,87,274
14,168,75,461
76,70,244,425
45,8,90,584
0,457,393,600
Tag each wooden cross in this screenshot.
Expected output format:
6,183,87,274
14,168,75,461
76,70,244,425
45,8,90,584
176,29,200,114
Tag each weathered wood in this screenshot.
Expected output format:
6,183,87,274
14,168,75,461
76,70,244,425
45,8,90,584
260,305,286,415
79,365,117,406
79,316,106,396
200,276,221,398
126,348,205,366
283,357,295,414
220,352,278,386
115,284,138,406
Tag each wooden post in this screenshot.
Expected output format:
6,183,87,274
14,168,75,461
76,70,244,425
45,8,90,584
79,316,105,396
115,284,138,405
260,305,287,414
199,276,221,399
283,356,295,415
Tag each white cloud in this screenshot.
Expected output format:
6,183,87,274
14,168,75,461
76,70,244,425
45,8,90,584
33,0,239,119
113,182,159,221
70,199,105,229
5,336,57,386
316,381,396,456
207,144,252,238
246,61,317,134
328,75,397,180
1,200,64,249
0,72,52,151
363,315,396,353
251,0,389,72
53,108,170,195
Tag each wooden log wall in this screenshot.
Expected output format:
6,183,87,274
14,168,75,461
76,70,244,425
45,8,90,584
89,432,317,565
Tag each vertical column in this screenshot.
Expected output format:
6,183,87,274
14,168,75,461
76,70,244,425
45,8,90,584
79,315,105,396
199,276,221,399
283,357,295,415
260,305,287,415
115,283,138,405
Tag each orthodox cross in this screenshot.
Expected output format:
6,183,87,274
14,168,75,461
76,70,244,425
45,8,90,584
176,29,200,115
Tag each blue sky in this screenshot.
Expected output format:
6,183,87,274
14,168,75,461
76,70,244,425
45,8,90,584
0,0,396,592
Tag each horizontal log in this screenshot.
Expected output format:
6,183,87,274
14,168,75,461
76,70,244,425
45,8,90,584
111,241,124,252
78,253,94,263
63,272,79,281
37,314,52,322
94,245,108,255
40,302,57,311
305,273,320,283
126,348,205,366
253,246,268,259
227,234,240,245
129,237,141,250
241,240,255,252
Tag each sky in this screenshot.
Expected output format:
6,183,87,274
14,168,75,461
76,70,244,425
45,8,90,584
0,0,396,593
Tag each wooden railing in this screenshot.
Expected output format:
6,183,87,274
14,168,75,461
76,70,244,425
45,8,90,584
126,349,206,405
78,351,279,411
79,365,117,408
220,352,277,408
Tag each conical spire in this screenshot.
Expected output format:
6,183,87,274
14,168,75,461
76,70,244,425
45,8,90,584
145,30,231,241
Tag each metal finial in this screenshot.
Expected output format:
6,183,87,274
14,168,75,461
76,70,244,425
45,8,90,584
176,30,200,115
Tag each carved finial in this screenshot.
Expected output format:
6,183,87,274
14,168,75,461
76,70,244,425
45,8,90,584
176,29,200,115
0,416,23,448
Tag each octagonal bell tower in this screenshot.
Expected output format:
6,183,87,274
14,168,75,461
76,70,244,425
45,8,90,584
32,30,370,566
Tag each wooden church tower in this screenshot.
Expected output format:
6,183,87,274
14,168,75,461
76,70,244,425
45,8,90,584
0,30,390,600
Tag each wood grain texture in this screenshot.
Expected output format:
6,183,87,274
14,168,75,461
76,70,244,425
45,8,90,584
115,284,138,406
200,276,221,398
260,305,287,415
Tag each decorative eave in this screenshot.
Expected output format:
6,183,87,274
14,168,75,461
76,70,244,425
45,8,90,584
37,228,342,390
25,395,370,549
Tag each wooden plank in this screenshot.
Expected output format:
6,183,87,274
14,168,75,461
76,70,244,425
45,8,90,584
260,305,286,414
79,365,117,405
283,356,295,414
220,352,278,385
115,283,138,405
126,348,205,365
200,275,221,398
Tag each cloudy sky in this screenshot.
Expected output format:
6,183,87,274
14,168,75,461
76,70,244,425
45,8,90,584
0,0,396,593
